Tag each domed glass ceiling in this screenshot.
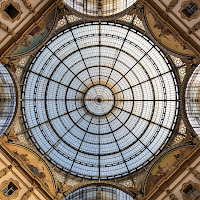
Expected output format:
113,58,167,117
64,0,137,18
0,64,16,136
22,22,179,179
186,64,200,135
64,185,134,200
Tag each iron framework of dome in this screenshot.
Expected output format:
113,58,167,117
22,22,179,179
0,64,16,136
63,0,137,19
185,64,200,135
64,185,134,200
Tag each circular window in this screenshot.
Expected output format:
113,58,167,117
63,0,137,19
0,64,16,136
22,22,179,179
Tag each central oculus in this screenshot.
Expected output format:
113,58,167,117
84,85,114,116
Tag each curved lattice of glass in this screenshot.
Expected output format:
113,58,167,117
65,185,134,200
0,64,16,136
22,22,179,179
64,0,137,18
186,64,200,135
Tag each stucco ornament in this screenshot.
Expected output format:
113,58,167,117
0,0,22,22
0,165,12,178
21,188,33,200
166,0,179,11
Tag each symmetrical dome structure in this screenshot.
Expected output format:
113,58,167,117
64,185,134,200
63,0,137,19
0,64,16,136
22,22,179,179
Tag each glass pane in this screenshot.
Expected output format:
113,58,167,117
22,22,179,179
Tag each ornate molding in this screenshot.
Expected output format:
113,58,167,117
179,0,200,21
0,0,22,23
22,0,34,12
189,21,200,34
167,190,178,200
0,22,11,33
166,0,179,12
180,181,200,200
0,165,12,178
189,168,200,180
0,178,21,200
21,188,33,200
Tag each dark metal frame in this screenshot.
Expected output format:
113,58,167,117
0,64,16,136
21,21,180,180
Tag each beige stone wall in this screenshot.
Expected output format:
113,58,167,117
0,150,51,200
156,155,200,200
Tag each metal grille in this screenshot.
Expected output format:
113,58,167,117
64,0,137,17
0,64,16,136
22,22,179,179
186,64,200,135
64,185,134,200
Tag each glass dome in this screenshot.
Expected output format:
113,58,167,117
64,185,134,200
63,0,137,19
22,22,179,179
185,64,200,135
0,64,16,136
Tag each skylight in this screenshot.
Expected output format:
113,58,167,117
63,0,137,18
0,64,16,136
22,22,179,179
